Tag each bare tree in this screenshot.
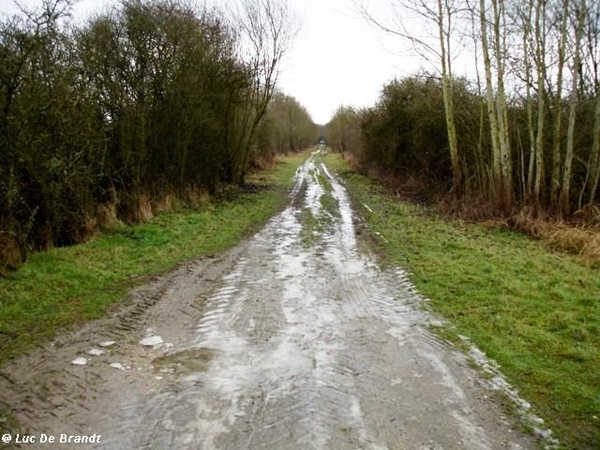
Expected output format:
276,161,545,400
492,0,513,209
532,0,547,202
551,0,570,207
517,0,535,199
477,0,503,207
227,0,299,184
356,0,463,191
579,0,600,207
559,0,587,215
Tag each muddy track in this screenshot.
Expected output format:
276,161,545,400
1,150,546,449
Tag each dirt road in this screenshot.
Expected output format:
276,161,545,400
1,150,544,449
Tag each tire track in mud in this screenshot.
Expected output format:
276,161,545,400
0,252,244,449
88,150,542,450
2,149,548,449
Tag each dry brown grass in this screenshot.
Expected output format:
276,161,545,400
96,203,120,228
509,206,552,239
544,226,592,254
250,155,274,171
79,215,99,242
573,204,600,227
480,218,510,230
511,206,600,266
96,187,121,229
0,184,212,272
152,194,176,214
336,153,600,267
183,186,209,209
137,195,154,222
121,194,153,225
580,234,600,267
0,232,23,274
440,194,502,222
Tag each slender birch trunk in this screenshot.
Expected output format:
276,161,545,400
492,0,512,211
560,0,586,216
479,0,503,205
533,0,546,203
437,0,461,191
551,0,569,207
522,0,536,198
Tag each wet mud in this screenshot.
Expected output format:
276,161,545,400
0,149,545,449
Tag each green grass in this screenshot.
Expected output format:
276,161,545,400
0,151,308,366
325,153,600,450
298,207,322,247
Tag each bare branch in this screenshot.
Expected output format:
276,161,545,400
354,0,441,61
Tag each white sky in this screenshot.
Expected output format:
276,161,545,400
0,0,459,124
277,0,419,124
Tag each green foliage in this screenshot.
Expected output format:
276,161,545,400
325,75,484,183
326,70,600,215
327,153,600,449
324,105,362,155
254,91,318,161
0,0,314,268
0,151,307,365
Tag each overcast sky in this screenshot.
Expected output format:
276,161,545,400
276,0,419,124
0,0,448,124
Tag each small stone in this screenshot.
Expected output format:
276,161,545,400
537,428,553,439
155,376,163,380
110,362,125,371
139,335,164,347
71,357,88,366
99,341,115,347
88,348,105,356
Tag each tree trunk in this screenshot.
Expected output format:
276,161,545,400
522,0,535,198
533,0,546,203
437,0,461,192
560,0,586,216
479,0,502,205
492,0,512,211
551,0,569,207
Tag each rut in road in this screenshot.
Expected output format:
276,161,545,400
94,150,537,450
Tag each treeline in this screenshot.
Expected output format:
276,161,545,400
0,0,316,269
325,76,485,193
255,91,317,160
337,0,600,220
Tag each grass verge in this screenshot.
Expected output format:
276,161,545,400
0,151,308,366
325,153,600,450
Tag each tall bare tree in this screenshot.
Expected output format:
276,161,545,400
356,0,463,191
560,0,587,216
478,0,504,207
532,0,547,202
551,0,570,207
579,0,600,207
227,0,298,184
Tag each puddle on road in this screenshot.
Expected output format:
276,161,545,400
94,149,544,450
152,347,215,375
